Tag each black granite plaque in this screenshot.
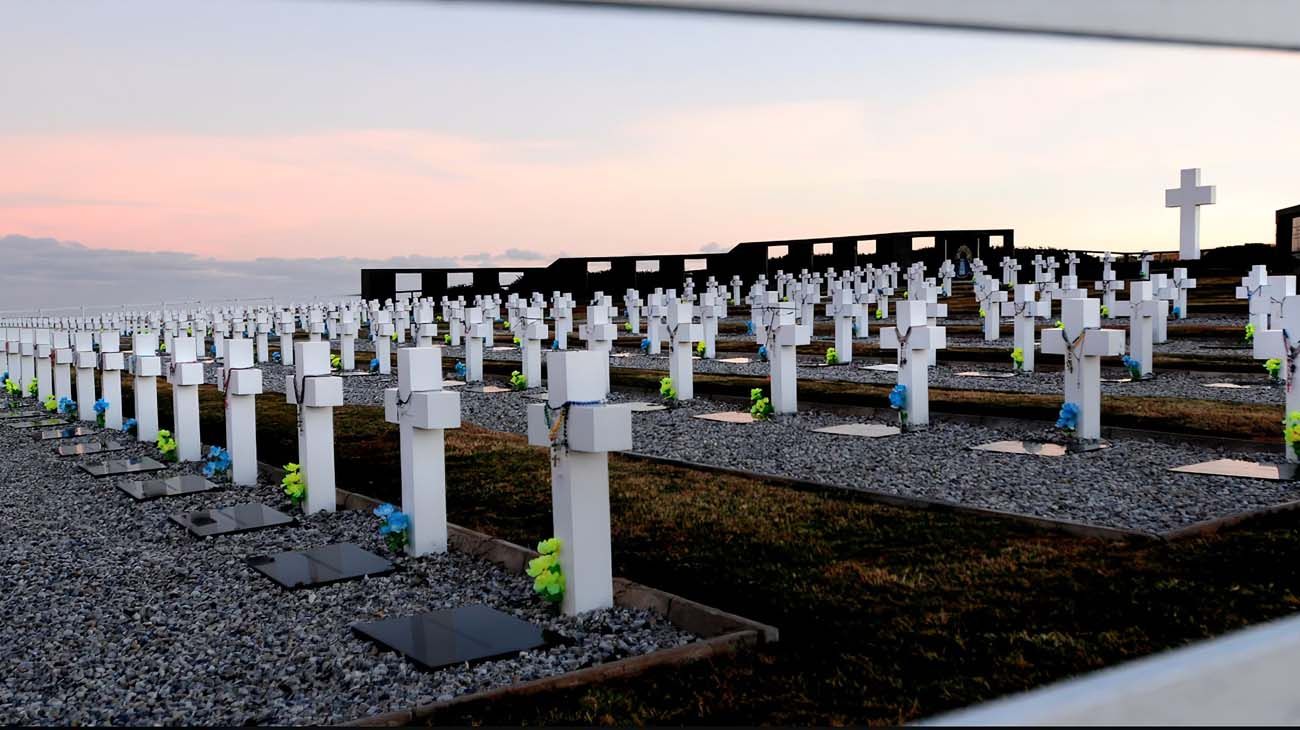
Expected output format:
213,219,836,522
56,439,126,456
117,474,220,500
0,409,43,420
247,543,394,589
39,426,95,441
80,456,167,477
170,503,295,537
10,418,69,429
351,604,550,671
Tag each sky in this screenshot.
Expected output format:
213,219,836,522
2,0,1300,307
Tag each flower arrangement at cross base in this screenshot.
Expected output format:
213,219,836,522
624,321,633,333
639,338,650,354
444,334,452,345
1010,347,1025,372
744,320,755,336
757,345,769,362
502,320,511,332
1054,320,1064,329
1172,306,1182,318
122,418,137,437
512,335,521,347
1245,323,1256,344
3,377,20,406
272,351,282,364
330,354,342,371
202,446,232,481
1265,358,1283,384
749,388,774,420
454,361,467,379
824,347,839,365
374,503,410,554
509,370,528,390
43,394,57,412
369,357,380,374
26,378,38,397
1100,305,1110,318
526,537,564,604
156,429,177,462
1122,355,1142,380
889,384,908,427
282,462,305,506
875,307,885,319
659,376,676,401
93,398,109,427
58,397,77,419
695,340,706,357
1056,402,1080,433
390,332,398,343
979,307,986,318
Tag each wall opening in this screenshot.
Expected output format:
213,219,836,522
912,236,936,251
587,261,612,274
394,273,422,293
813,242,834,257
498,271,523,287
857,240,876,256
767,245,789,260
447,272,473,288
684,258,708,272
636,260,660,273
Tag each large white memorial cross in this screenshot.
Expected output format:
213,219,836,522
131,331,161,442
1165,167,1217,260
1041,298,1125,441
286,341,344,514
221,339,263,485
463,306,491,383
1235,265,1271,332
768,301,810,414
384,346,461,555
880,300,945,428
828,283,861,364
1166,267,1197,320
519,306,548,388
697,291,721,359
526,351,631,615
975,275,1008,341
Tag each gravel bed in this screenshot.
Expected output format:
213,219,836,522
415,387,1298,533
0,418,694,725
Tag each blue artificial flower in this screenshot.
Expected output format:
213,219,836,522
889,384,907,410
202,462,216,477
745,320,755,336
122,418,137,433
369,357,379,373
758,345,768,361
373,502,396,519
551,338,560,351
208,445,222,458
93,398,109,414
639,338,650,354
454,361,467,377
378,524,392,535
209,345,217,356
1122,355,1139,369
272,351,282,363
1056,402,1080,431
386,511,410,532
1172,306,1182,318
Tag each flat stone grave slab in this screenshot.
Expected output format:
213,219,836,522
861,364,900,373
247,543,395,590
694,411,756,424
971,440,1111,457
80,456,167,478
813,423,901,438
351,604,552,672
489,346,516,352
39,426,96,440
337,370,377,377
610,352,635,358
118,474,221,500
956,370,1017,379
525,391,549,400
57,439,126,456
170,503,295,537
1204,382,1257,389
442,380,465,387
0,409,43,420
716,357,752,364
1170,459,1298,481
1100,377,1134,384
626,401,668,413
10,418,69,429
463,384,510,394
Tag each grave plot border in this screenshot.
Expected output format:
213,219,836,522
328,486,778,727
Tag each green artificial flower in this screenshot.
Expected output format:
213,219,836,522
695,340,706,356
43,394,57,412
979,307,986,318
26,378,37,397
156,429,178,462
749,388,774,420
875,307,884,320
1285,413,1300,460
1055,320,1065,329
824,347,839,365
330,354,342,370
282,463,306,505
526,537,564,603
444,334,452,345
623,321,633,333
509,370,528,391
1011,347,1025,370
1100,305,1110,318
1245,323,1257,344
1265,358,1282,382
659,376,676,401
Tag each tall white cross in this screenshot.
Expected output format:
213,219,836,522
1113,280,1160,378
880,300,945,428
765,297,809,414
974,274,1008,341
1001,285,1048,372
73,332,97,422
1236,265,1271,332
167,336,203,461
828,283,862,364
98,329,124,430
665,297,702,400
1165,167,1216,260
222,339,263,485
131,332,161,442
519,305,548,388
286,340,344,514
385,346,461,554
462,306,492,383
1041,298,1126,442
525,351,632,615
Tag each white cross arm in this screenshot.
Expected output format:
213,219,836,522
1041,328,1126,357
880,325,945,351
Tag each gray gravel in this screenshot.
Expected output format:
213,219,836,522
0,416,694,725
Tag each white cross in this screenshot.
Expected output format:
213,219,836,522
1166,267,1197,320
1001,284,1048,372
665,297,702,400
764,296,809,414
1165,167,1216,260
1252,296,1300,462
525,351,632,615
880,300,946,428
623,289,642,335
1112,281,1162,378
519,305,548,388
1236,265,1272,332
1064,252,1080,279
98,328,125,430
1041,298,1125,442
222,339,263,485
696,291,721,359
384,346,461,554
974,274,1008,342
286,340,344,514
167,335,203,461
828,283,863,364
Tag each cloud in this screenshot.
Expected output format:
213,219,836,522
0,235,461,311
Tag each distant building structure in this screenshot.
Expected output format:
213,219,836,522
1278,204,1300,254
361,228,1014,302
